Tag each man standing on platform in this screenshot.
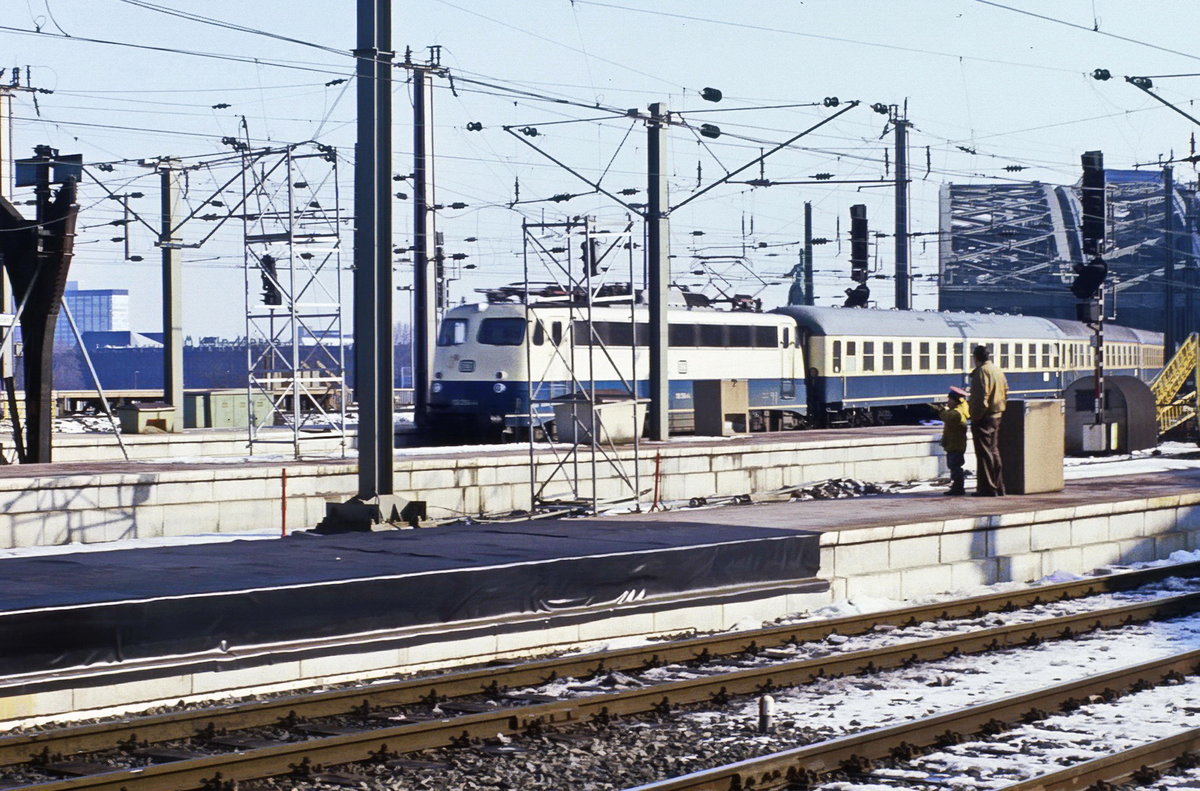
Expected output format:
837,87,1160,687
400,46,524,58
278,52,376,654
968,345,1008,497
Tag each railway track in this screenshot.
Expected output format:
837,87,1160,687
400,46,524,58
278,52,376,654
2,563,1199,791
622,648,1200,791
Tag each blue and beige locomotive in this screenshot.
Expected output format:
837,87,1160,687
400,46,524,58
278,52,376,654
428,291,1163,440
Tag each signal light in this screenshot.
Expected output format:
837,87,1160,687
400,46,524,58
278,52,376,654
259,254,283,306
823,96,839,107
699,123,721,139
849,204,869,283
1070,257,1107,301
843,282,870,308
1080,150,1106,257
700,87,722,102
466,121,483,131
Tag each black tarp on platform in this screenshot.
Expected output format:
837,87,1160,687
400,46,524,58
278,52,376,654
0,519,819,675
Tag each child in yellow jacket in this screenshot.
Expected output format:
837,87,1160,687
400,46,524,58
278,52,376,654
937,386,970,496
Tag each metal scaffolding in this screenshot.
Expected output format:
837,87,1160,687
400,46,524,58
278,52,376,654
520,217,644,516
242,143,347,457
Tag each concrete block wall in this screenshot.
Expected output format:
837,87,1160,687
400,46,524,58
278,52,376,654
820,491,1200,601
51,429,353,463
0,430,947,549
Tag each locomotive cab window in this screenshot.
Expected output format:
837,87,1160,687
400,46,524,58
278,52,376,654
670,323,698,346
437,318,468,346
551,321,563,345
753,326,778,348
728,325,752,347
477,317,526,346
532,322,545,346
699,324,725,347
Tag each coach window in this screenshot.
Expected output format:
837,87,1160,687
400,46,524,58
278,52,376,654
900,341,913,371
919,342,930,371
863,341,876,371
1013,343,1023,369
936,342,948,370
832,340,842,373
882,341,894,372
1042,343,1051,368
845,340,858,372
999,343,1010,369
478,317,526,345
437,318,468,346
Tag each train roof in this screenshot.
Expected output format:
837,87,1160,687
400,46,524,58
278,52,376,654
771,305,1073,340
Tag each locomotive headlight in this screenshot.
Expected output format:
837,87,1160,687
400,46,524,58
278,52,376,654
493,382,507,394
431,382,443,393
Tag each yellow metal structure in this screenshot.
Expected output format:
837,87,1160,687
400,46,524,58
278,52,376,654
1150,332,1200,435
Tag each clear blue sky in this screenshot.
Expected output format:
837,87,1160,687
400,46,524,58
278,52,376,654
3,0,1199,338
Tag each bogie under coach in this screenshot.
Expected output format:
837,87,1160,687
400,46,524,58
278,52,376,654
428,299,1163,440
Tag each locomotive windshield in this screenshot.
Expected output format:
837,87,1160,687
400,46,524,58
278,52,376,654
477,317,526,346
437,318,468,346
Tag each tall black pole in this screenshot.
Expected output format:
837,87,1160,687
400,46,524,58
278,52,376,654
646,102,670,441
353,0,393,499
1164,165,1176,355
412,68,437,433
893,115,911,310
803,201,814,306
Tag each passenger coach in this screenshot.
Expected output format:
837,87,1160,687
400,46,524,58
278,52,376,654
775,306,1163,425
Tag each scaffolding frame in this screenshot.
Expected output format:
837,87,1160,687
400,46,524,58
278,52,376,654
520,217,644,516
242,143,347,457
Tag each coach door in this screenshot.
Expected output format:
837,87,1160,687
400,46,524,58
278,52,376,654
780,324,798,403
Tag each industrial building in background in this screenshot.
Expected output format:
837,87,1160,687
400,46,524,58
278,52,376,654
939,170,1200,343
53,282,131,346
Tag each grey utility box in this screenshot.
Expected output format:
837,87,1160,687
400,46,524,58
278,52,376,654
693,379,750,436
183,390,274,429
552,394,645,445
1063,375,1157,455
116,403,179,434
997,398,1064,494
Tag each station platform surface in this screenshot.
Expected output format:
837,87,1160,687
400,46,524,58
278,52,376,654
0,518,821,677
4,459,1198,683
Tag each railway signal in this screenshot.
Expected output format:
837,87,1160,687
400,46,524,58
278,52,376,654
845,204,870,307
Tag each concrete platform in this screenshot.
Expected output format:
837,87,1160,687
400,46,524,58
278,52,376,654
0,426,948,550
0,520,821,677
2,464,1198,725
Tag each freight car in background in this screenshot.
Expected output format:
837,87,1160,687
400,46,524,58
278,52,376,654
428,294,1162,441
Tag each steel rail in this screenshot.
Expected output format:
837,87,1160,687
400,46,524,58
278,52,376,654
1001,727,1200,790
6,591,1200,791
622,650,1200,791
2,561,1195,769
